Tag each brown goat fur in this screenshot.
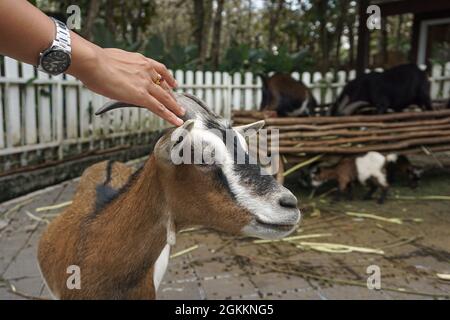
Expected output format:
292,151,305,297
312,158,357,198
37,93,301,300
260,73,317,116
311,153,390,204
38,153,254,299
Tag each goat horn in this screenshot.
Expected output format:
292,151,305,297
95,101,143,116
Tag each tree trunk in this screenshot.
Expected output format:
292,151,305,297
334,0,349,68
381,16,388,67
105,2,116,35
317,0,329,72
396,15,404,52
356,0,370,76
83,0,101,41
192,0,206,65
348,17,355,69
267,0,284,51
211,0,225,69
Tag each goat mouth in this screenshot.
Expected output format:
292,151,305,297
254,219,297,231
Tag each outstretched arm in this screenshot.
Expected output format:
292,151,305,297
0,0,184,126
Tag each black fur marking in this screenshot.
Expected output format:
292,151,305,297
104,160,115,185
95,184,119,212
213,167,236,200
204,117,227,132
227,129,277,196
91,163,145,219
93,161,118,212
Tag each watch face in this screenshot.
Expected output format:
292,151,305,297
41,50,71,75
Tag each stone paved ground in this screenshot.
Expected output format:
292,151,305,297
1,164,450,300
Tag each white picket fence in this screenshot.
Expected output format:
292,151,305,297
0,56,449,169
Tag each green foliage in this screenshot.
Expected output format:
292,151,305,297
31,0,427,73
92,23,141,52
143,35,199,70
218,44,314,73
430,42,450,66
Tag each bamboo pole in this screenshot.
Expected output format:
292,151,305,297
277,129,450,147
277,126,450,139
278,136,450,154
266,117,450,131
233,109,450,125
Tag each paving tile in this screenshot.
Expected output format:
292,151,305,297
2,172,450,300
201,276,257,300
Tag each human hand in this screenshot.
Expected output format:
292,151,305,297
70,46,185,126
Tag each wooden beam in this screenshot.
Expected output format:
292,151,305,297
233,109,450,125
374,0,450,16
356,0,370,76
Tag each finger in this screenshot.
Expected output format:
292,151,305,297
148,81,185,117
151,61,177,88
160,81,176,99
144,93,183,126
149,68,165,87
147,68,177,102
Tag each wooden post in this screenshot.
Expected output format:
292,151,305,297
213,71,223,115
276,156,285,185
356,0,370,77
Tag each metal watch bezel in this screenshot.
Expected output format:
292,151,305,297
39,46,72,76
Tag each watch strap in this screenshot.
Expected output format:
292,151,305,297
51,17,71,53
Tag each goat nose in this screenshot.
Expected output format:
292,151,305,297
279,194,298,209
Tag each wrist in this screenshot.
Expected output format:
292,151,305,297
66,32,101,80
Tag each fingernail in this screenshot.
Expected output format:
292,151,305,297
179,107,186,116
174,80,178,88
174,117,184,126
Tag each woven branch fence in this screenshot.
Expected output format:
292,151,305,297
233,109,450,180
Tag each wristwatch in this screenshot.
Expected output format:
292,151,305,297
37,18,72,76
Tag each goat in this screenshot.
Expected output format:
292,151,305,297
37,93,301,300
386,155,423,189
310,152,397,204
260,73,317,117
329,64,432,116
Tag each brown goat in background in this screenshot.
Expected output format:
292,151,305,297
260,73,317,117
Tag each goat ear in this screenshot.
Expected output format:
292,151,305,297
164,119,196,164
233,120,265,136
172,119,195,138
95,100,143,116
170,119,196,150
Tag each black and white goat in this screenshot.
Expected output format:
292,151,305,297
329,64,432,116
386,155,423,189
310,152,398,204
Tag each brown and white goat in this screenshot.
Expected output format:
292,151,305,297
310,151,397,204
260,73,317,117
37,93,301,299
386,155,423,189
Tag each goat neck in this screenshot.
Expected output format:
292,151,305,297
79,155,174,298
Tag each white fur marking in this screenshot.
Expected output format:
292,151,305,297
287,98,309,116
153,244,170,291
37,260,59,300
386,153,398,163
166,216,176,246
355,151,388,187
